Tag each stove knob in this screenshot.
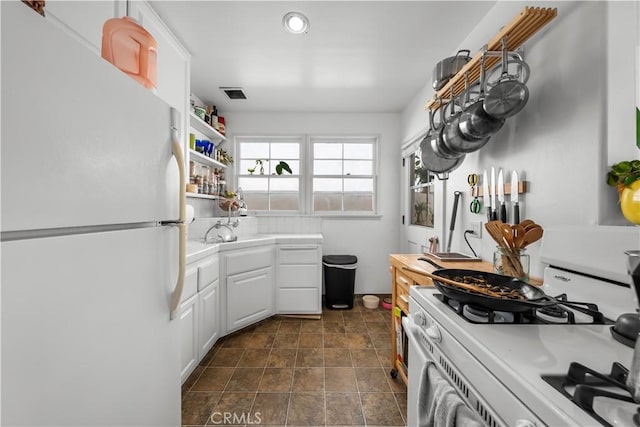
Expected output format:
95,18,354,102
425,324,441,343
412,311,427,327
513,420,536,427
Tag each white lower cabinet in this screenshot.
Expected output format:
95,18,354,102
179,293,199,384
198,281,219,357
222,246,275,334
179,253,219,384
276,245,322,314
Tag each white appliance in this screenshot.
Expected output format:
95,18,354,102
405,226,640,426
1,3,186,426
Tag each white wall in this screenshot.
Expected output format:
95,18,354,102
222,112,401,294
400,1,639,279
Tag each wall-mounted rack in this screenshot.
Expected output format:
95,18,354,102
424,6,557,111
471,181,528,198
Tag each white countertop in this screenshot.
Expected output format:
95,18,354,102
186,233,323,263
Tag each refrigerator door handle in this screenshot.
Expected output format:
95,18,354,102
169,111,186,319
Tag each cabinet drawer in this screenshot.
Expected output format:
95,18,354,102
395,270,414,288
181,265,199,303
197,256,219,291
278,288,320,313
226,247,273,276
278,246,319,264
395,277,410,314
279,264,318,288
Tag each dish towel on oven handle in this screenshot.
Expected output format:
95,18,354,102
420,363,484,427
418,363,447,425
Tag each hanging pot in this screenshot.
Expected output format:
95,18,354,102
483,38,529,119
432,49,471,90
458,52,505,141
420,105,465,180
443,77,492,154
430,101,464,160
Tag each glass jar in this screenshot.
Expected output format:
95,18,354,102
493,247,530,280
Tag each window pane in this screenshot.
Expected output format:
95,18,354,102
271,143,299,159
237,177,269,191
268,159,299,175
270,194,299,211
269,177,299,191
411,186,434,227
314,143,342,159
245,193,269,210
314,160,342,175
344,143,372,159
344,160,372,176
240,142,269,158
344,178,373,192
344,194,373,211
313,194,342,211
314,178,342,192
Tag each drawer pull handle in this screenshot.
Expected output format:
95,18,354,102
399,294,409,303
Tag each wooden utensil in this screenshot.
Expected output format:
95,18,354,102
521,227,543,247
401,266,506,298
512,224,526,249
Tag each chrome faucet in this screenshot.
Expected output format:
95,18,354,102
237,187,248,215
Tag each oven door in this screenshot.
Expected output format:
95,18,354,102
403,315,484,427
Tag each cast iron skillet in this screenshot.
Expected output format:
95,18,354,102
429,268,593,313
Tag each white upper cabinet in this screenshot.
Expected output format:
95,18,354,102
127,1,190,114
44,1,118,54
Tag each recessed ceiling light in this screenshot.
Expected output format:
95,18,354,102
283,11,309,34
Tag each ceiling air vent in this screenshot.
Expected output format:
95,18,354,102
220,87,247,100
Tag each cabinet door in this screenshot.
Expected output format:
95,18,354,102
179,294,199,384
227,267,273,333
199,281,219,358
128,1,189,113
44,1,118,53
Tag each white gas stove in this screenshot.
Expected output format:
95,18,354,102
406,226,640,427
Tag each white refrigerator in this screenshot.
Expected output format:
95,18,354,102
1,2,186,426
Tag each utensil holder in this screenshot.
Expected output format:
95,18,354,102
493,247,529,280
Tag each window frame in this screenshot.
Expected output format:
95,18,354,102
234,135,305,213
308,135,379,217
233,134,380,217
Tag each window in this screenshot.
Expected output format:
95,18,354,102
311,136,376,214
236,136,302,212
235,135,378,215
409,145,434,227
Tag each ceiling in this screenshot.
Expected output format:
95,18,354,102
150,1,496,114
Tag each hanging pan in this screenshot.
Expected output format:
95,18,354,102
458,51,505,141
443,75,492,154
483,38,529,119
420,105,465,180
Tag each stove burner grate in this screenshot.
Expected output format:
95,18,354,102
542,362,639,427
434,293,612,325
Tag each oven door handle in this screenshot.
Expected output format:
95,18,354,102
402,316,433,364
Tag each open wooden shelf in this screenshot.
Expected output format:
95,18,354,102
425,6,557,111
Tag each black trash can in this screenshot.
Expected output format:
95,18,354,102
323,255,358,310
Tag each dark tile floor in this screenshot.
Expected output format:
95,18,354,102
181,295,406,426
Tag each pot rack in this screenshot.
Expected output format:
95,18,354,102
424,6,558,111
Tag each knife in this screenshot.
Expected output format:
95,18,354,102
498,169,506,223
511,170,520,224
483,170,491,221
490,167,497,220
